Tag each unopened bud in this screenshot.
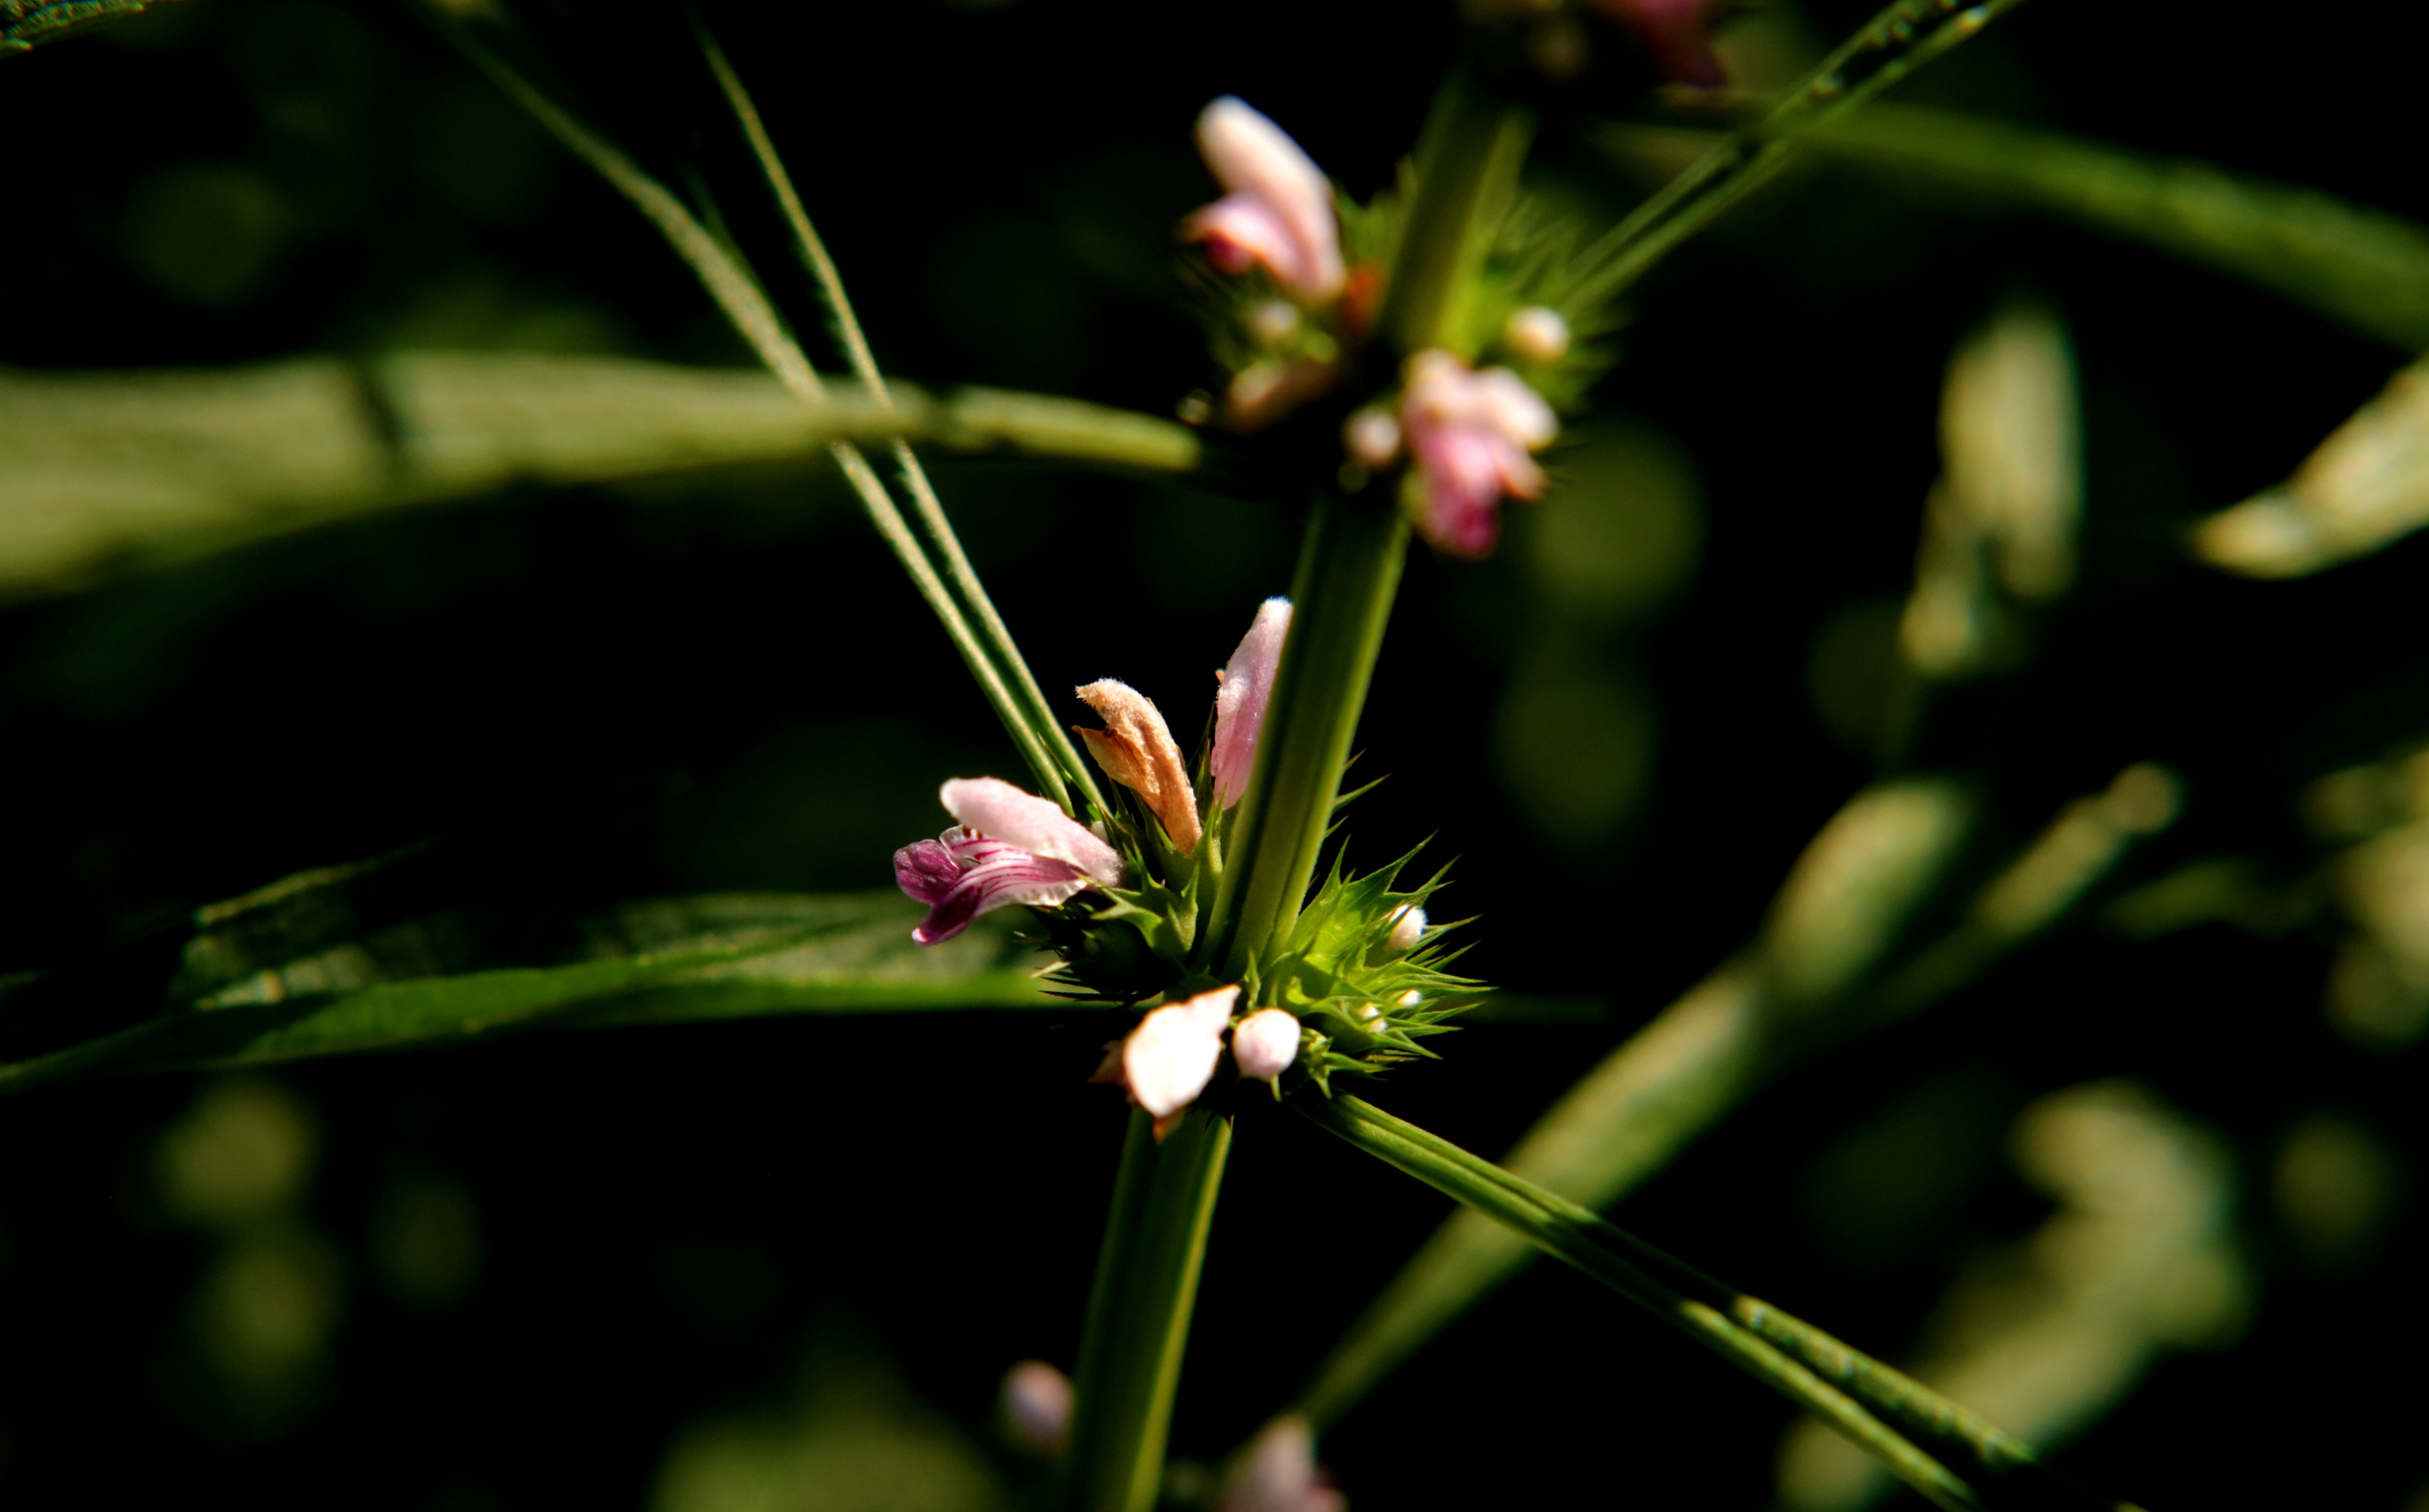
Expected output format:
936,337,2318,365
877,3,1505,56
1000,1359,1073,1458
1387,905,1427,952
1076,678,1203,854
1505,304,1571,363
1344,407,1403,469
1397,988,1424,1008
1232,1009,1302,1083
1248,300,1302,346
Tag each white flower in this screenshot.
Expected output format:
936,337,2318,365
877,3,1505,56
1387,904,1428,953
1504,304,1572,363
1122,984,1239,1126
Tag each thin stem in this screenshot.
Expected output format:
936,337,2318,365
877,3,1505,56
1064,1108,1233,1512
1569,0,2028,306
441,20,1074,806
695,26,1106,816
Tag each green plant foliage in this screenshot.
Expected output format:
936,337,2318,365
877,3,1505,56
0,0,174,55
0,879,1057,1098
0,356,1197,601
1799,102,2429,351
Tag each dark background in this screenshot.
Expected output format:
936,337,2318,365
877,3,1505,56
1,0,2425,1506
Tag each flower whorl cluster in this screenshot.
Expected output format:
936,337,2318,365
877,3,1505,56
1374,350,1561,560
890,592,1474,1132
1181,97,1574,560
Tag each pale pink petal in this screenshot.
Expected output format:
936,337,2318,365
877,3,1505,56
1231,1009,1302,1083
1410,419,1510,560
1213,598,1293,808
1477,367,1559,449
1122,983,1238,1118
940,777,1128,888
1386,904,1428,952
1193,97,1344,301
910,848,1092,945
1182,193,1311,292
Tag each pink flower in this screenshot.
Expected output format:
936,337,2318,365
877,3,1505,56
1218,1418,1345,1512
1181,97,1345,304
894,777,1129,945
1213,597,1293,808
1400,349,1559,560
998,1359,1073,1458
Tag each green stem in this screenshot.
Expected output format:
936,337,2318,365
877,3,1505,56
1064,1108,1233,1512
695,28,1107,816
1569,0,2028,307
440,20,1078,808
1201,496,1407,976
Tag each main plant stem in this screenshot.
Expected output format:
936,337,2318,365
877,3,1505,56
1063,78,1525,1512
1063,1108,1232,1512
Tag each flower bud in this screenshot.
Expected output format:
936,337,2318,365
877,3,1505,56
1343,407,1403,469
1123,984,1239,1127
1076,679,1202,853
1213,598,1293,808
1218,1416,1344,1512
1504,305,1571,364
1232,1008,1302,1083
1248,300,1302,346
1387,905,1427,952
999,1359,1073,1458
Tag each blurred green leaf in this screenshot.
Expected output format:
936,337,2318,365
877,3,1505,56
1295,764,2180,1432
1801,103,2429,350
1,0,178,55
0,353,1199,599
0,884,1060,1097
1297,1095,2061,1512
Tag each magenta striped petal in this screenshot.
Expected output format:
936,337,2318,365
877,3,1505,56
907,845,1093,946
894,839,963,905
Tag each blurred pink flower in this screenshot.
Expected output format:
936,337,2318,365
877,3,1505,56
1182,97,1345,304
1589,0,1727,86
1400,349,1558,560
1212,597,1293,808
894,777,1129,945
1218,1417,1345,1512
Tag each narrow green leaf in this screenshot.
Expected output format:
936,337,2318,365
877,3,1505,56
1297,1096,1987,1512
0,354,1197,601
1800,102,2429,350
1296,765,2178,1432
0,886,1060,1097
1,0,176,55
